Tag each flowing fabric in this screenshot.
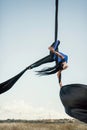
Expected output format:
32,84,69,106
0,0,60,94
28,41,60,75
60,84,87,123
0,68,27,94
0,41,59,94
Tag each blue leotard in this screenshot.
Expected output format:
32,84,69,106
57,52,68,63
52,41,68,63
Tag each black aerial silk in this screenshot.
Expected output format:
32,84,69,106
0,46,60,94
29,40,61,75
0,41,60,94
60,84,87,123
0,68,27,94
0,0,87,124
31,0,59,76
0,0,59,94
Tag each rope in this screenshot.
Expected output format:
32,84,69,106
55,0,58,42
55,0,61,84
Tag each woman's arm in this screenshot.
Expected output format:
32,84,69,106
57,70,62,87
48,46,64,59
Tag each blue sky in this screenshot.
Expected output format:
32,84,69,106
0,0,87,120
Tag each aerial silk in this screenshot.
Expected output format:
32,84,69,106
29,41,61,75
29,0,59,76
0,0,59,95
0,68,27,94
60,84,87,123
0,40,60,94
0,0,87,124
28,41,58,70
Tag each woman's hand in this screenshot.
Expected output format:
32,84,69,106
48,46,55,53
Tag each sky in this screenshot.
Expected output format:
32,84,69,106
0,0,87,120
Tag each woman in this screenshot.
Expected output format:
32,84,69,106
27,40,68,87
48,45,68,87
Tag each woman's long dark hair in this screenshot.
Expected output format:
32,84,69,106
36,61,63,76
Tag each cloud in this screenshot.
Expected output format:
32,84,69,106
0,100,71,120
